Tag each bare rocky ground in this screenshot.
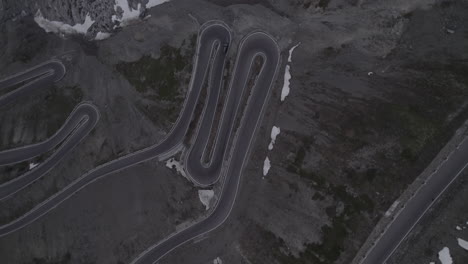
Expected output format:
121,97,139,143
0,0,468,263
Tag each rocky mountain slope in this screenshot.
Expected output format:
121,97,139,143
0,0,467,263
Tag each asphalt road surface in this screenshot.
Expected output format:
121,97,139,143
0,103,97,166
0,61,100,201
184,30,275,187
0,60,65,106
359,136,468,263
0,21,281,264
0,103,99,201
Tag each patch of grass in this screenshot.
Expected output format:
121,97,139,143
287,137,313,173
303,215,348,263
346,167,379,187
403,11,414,19
115,35,196,128
288,182,299,193
299,169,327,187
261,43,468,264
376,61,468,163
283,145,375,263
330,61,467,263
116,39,195,100
385,104,437,162
423,247,434,257
316,0,331,8
440,0,454,8
312,192,325,201
412,62,468,100
365,168,377,182
280,183,374,264
304,185,373,263
241,223,293,264
282,144,375,264
116,53,176,98
303,61,468,263
13,18,47,63
26,252,71,264
322,46,340,58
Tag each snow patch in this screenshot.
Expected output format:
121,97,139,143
456,226,462,231
112,0,170,26
112,0,141,26
34,10,95,35
263,157,271,176
29,162,39,170
458,238,468,251
166,158,187,178
147,0,171,8
438,247,453,264
287,43,300,63
268,126,281,150
198,190,214,210
213,257,223,264
281,65,291,101
280,43,300,101
95,32,111,40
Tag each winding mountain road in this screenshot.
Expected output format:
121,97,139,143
132,29,280,264
0,21,281,264
0,61,100,201
0,103,99,201
0,60,65,106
